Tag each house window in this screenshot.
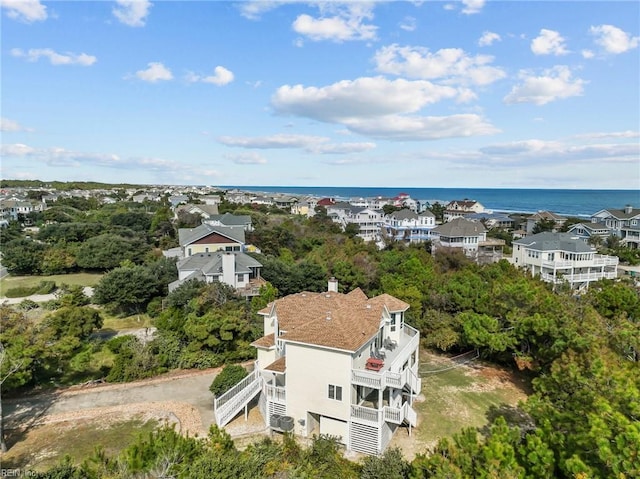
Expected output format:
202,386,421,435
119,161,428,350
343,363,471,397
390,313,397,332
328,384,342,401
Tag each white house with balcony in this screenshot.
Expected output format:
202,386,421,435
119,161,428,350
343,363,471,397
327,203,384,242
512,232,618,290
431,217,504,264
213,279,421,455
443,199,484,222
383,209,436,243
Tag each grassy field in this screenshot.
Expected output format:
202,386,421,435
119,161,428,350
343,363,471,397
101,312,153,330
0,272,103,296
390,351,531,457
2,417,159,472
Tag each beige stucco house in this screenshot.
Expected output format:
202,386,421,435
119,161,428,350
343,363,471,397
214,279,421,455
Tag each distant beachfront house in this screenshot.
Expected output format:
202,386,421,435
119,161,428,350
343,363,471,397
466,212,515,230
291,197,318,217
327,203,384,242
443,199,485,222
512,232,618,290
525,211,567,234
590,205,640,249
392,193,419,212
383,209,436,243
213,278,421,456
169,250,264,297
430,217,504,264
566,222,612,244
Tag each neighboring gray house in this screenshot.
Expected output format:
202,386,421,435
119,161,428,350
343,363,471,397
566,222,612,244
431,217,504,264
169,250,264,297
178,223,246,258
204,212,253,231
525,211,567,234
512,232,618,290
590,205,640,248
383,209,436,243
175,203,220,221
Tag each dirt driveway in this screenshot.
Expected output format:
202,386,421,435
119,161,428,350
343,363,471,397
5,368,220,437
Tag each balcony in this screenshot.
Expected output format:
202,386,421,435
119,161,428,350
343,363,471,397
350,403,417,427
264,384,286,404
352,325,421,392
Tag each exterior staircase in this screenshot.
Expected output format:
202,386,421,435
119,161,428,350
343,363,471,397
214,369,262,427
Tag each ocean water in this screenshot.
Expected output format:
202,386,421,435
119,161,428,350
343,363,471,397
223,186,640,218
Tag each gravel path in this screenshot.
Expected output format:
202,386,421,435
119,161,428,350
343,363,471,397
5,369,219,436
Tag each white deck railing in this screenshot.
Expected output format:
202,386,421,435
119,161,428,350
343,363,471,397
214,369,262,427
352,402,418,427
265,384,286,403
351,404,381,424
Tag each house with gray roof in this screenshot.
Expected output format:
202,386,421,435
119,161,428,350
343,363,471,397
169,250,264,297
327,204,383,242
590,205,640,249
204,212,253,231
383,209,436,243
443,199,485,222
431,217,504,264
566,222,612,244
525,211,567,234
178,224,246,258
512,232,618,290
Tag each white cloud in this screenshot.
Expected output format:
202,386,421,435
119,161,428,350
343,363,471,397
479,139,639,164
225,152,268,165
238,1,284,20
581,49,594,59
399,16,416,32
461,0,485,15
478,31,501,47
113,0,152,27
218,134,326,149
272,76,461,122
343,114,499,141
186,66,234,86
373,44,506,86
572,130,640,140
590,24,639,54
307,142,376,154
271,76,499,141
531,29,569,55
218,134,376,154
1,118,33,132
1,143,37,156
504,66,585,105
11,48,97,66
0,0,47,23
134,62,173,82
292,3,377,42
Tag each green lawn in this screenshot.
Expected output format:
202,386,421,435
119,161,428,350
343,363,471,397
0,272,103,296
101,312,153,330
2,417,159,471
413,352,530,447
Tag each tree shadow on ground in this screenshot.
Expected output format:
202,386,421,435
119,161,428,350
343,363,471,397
2,390,59,466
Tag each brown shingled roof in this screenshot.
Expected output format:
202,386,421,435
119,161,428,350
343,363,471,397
265,290,409,352
264,356,286,373
251,332,275,349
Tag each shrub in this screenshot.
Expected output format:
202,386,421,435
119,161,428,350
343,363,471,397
209,364,248,397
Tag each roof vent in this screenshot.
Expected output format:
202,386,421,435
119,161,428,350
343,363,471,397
366,304,371,309
326,311,331,321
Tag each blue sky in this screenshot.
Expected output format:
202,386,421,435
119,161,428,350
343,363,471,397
1,0,639,189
